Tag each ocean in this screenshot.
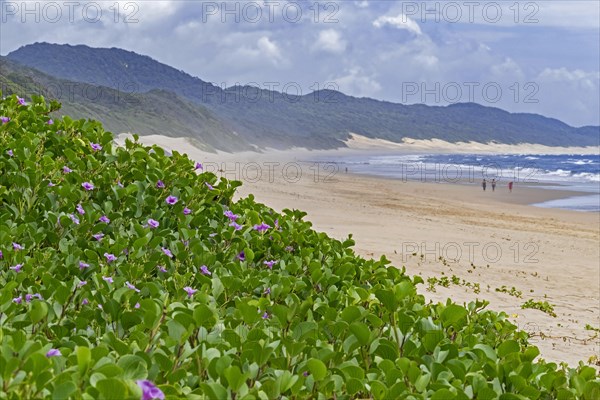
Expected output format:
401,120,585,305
315,153,600,212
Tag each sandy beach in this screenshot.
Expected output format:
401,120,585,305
122,134,600,367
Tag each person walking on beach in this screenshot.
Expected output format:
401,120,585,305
491,179,496,191
482,179,487,191
508,181,513,192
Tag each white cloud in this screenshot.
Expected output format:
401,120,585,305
414,54,439,69
257,36,284,63
334,68,381,98
490,57,524,81
314,29,347,54
373,14,422,35
538,67,600,87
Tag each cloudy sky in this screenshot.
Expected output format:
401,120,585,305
1,0,599,126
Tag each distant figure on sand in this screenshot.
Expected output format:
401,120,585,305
482,179,487,191
508,181,513,192
491,179,496,191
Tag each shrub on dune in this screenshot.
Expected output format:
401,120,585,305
0,94,598,399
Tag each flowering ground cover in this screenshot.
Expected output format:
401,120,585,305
0,94,598,399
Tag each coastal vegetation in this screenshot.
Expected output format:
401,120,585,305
0,94,598,399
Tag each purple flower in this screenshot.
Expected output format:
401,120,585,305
13,242,23,250
82,298,89,305
12,297,22,304
82,182,94,191
200,265,211,276
7,149,13,157
0,116,9,124
47,119,54,125
195,162,203,170
148,219,160,229
79,261,90,270
48,181,56,187
165,195,178,205
136,380,165,400
303,371,309,377
102,276,114,284
275,219,279,228
46,349,61,358
224,210,238,221
10,264,23,273
285,246,294,252
92,233,104,241
205,182,214,191
69,214,80,225
264,260,277,269
264,287,271,295
104,253,117,263
183,207,192,215
63,166,72,173
157,265,167,273
161,247,173,258
229,222,243,231
117,181,124,188
76,204,85,215
99,215,110,223
0,250,3,259
237,251,245,261
125,281,140,293
135,302,140,309
17,97,26,106
90,143,102,151
253,222,271,232
183,286,197,298
26,293,42,302
78,280,87,288
156,180,165,189
262,312,269,319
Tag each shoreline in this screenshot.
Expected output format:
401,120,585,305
346,171,594,209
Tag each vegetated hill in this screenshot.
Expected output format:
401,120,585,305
1,94,599,398
7,42,600,148
0,57,252,152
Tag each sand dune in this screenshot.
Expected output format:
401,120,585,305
346,133,600,155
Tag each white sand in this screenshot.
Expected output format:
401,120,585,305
118,133,600,367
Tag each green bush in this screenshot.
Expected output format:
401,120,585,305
0,94,598,399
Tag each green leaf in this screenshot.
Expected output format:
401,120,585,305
30,301,49,324
306,359,327,381
375,289,397,311
473,344,498,362
77,346,92,374
498,340,520,358
349,322,370,346
117,355,147,380
200,382,228,400
223,366,245,391
96,378,128,400
193,304,216,328
441,304,468,326
52,381,78,400
166,319,187,342
431,389,456,400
